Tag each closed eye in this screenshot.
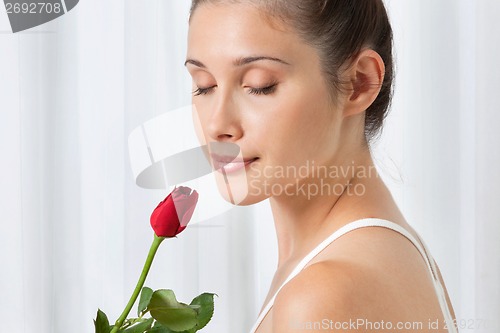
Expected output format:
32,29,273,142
193,86,216,96
192,83,278,96
248,83,278,95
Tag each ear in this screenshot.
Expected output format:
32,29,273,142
342,49,385,118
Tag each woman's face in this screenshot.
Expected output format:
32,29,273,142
186,3,346,205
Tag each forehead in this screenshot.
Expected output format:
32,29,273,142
187,3,308,65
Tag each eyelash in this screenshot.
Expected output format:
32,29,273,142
192,86,215,96
192,83,278,96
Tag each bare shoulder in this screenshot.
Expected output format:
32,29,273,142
272,260,385,333
271,226,446,332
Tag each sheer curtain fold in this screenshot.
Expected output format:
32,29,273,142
0,0,498,332
475,1,500,329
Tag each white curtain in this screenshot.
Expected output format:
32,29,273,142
0,0,498,332
379,1,500,331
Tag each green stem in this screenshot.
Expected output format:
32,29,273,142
110,234,165,333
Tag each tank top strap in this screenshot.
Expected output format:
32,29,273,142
249,218,457,333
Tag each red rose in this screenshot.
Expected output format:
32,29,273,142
150,186,199,238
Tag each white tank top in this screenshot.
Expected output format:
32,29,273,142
249,218,458,333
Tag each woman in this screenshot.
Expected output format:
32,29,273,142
185,1,458,332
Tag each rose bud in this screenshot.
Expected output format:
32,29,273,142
150,186,199,238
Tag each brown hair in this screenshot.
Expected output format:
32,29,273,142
189,0,394,146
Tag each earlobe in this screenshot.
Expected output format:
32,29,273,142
344,49,385,117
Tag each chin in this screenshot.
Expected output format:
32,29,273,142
212,171,269,206
229,193,269,206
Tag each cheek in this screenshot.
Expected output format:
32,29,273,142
267,93,336,164
192,100,216,144
192,102,207,145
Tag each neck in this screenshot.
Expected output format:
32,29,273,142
268,149,378,268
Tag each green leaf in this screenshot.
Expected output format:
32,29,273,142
94,309,111,333
146,321,176,332
189,293,216,331
123,318,154,333
148,292,217,333
138,287,154,316
147,290,198,332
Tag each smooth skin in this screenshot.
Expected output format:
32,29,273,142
186,3,457,332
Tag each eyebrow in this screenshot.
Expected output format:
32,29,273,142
184,56,291,68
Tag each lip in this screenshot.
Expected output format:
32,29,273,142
210,153,258,174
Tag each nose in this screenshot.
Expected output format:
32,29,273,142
205,91,243,142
